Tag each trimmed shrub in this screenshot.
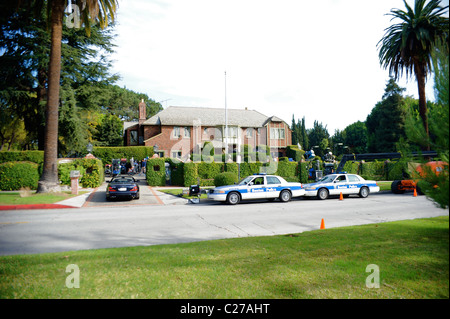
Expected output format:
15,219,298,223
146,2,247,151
0,161,40,190
225,162,239,176
59,158,104,188
198,162,223,180
78,158,104,188
183,162,198,187
59,162,87,186
286,145,305,162
93,146,154,164
165,158,184,186
0,151,44,164
297,162,309,183
275,160,297,179
214,172,238,187
146,158,166,186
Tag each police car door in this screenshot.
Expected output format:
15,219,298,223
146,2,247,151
265,176,281,198
347,174,362,195
246,176,267,199
333,174,349,195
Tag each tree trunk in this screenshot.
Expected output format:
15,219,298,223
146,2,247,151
415,63,430,150
37,0,66,193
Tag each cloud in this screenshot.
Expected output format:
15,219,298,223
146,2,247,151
111,0,441,134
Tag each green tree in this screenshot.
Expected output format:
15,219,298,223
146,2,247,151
307,121,329,157
344,121,368,154
366,78,407,153
3,0,119,193
95,114,123,147
378,0,449,140
404,40,448,208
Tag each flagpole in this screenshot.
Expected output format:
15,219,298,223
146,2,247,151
224,71,228,157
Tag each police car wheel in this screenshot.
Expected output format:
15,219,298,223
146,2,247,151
317,188,329,200
227,192,240,205
279,190,292,202
359,187,369,198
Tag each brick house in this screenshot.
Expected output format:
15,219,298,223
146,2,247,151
124,104,292,162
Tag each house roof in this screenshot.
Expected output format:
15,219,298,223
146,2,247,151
143,106,284,128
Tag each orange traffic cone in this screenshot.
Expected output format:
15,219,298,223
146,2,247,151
339,192,343,200
413,188,417,197
320,218,325,229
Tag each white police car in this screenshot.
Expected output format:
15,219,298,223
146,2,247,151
208,174,305,205
303,173,380,200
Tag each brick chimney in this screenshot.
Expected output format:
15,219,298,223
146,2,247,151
139,99,146,124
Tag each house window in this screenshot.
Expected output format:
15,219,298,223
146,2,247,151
130,131,138,145
225,126,238,138
184,127,191,138
270,128,285,139
246,128,253,138
172,151,182,160
173,126,180,138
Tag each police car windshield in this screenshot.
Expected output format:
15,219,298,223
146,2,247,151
318,175,337,183
238,176,254,185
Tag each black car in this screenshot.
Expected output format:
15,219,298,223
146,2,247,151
106,175,140,201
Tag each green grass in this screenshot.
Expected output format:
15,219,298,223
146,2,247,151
158,188,209,199
0,216,448,299
377,181,392,192
0,191,87,205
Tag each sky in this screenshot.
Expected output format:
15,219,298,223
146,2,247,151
109,0,448,135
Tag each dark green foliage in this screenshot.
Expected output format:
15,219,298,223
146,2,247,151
286,145,305,162
93,146,154,164
0,161,40,190
183,162,199,187
366,79,407,152
58,158,104,188
0,151,44,164
214,172,238,187
146,158,166,186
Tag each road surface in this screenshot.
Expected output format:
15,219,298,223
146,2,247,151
0,192,447,256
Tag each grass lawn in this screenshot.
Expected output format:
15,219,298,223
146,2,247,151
0,191,87,206
377,181,392,192
158,188,209,199
0,216,448,299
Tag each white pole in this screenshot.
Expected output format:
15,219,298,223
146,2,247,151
224,71,228,158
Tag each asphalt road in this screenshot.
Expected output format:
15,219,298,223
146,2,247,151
0,192,448,256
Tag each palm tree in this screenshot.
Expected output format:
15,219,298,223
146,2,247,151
11,0,118,193
378,0,448,142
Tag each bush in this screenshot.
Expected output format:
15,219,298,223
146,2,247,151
78,158,104,188
275,161,297,179
183,162,198,187
59,158,104,188
93,146,154,164
165,158,184,186
214,172,238,187
0,151,44,164
286,145,305,162
146,158,166,186
0,162,40,190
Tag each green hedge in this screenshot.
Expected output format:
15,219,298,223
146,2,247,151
58,158,104,188
0,151,44,164
146,158,166,186
286,145,305,162
93,146,154,164
214,172,238,187
0,161,40,190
